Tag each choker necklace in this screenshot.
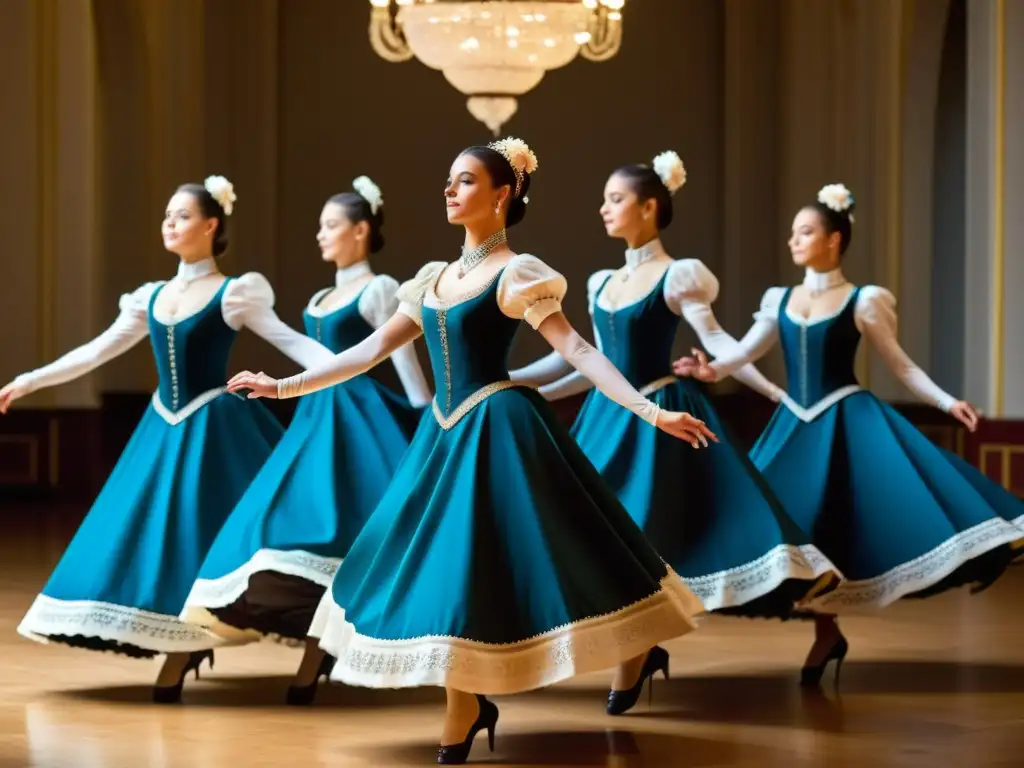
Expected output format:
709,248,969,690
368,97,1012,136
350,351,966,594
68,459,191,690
803,267,848,298
458,229,507,278
174,257,219,292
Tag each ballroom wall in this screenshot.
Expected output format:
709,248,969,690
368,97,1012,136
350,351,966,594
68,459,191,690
1,0,1022,494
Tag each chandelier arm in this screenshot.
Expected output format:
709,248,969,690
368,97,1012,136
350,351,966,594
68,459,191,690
368,5,414,63
580,9,622,62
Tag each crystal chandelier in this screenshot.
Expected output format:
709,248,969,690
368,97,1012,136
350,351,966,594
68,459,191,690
368,0,626,134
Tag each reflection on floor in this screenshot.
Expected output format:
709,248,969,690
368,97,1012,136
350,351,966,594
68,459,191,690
2,507,1023,767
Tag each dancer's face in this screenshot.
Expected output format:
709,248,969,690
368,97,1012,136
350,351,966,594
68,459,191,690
444,153,509,227
162,192,217,258
317,202,367,265
600,172,657,241
788,207,840,268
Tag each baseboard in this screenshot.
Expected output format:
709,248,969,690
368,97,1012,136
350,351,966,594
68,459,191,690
3,389,1021,502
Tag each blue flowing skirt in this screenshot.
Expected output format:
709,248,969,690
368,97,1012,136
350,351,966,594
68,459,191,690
182,376,421,640
309,386,702,694
570,378,838,617
18,394,283,657
750,391,1023,613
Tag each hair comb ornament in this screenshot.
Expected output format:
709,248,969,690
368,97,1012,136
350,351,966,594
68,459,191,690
487,137,539,198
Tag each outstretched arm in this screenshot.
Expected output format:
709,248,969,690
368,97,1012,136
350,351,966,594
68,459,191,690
357,275,432,407
223,274,335,369
509,350,574,387
536,312,716,446
0,282,157,413
857,287,979,430
227,313,422,400
537,369,592,401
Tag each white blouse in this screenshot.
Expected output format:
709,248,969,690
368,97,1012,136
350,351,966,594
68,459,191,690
530,251,760,402
716,274,958,412
306,271,431,408
281,253,662,426
14,270,335,396
395,253,568,331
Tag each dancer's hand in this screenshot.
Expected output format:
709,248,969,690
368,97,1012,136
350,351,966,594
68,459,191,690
656,410,719,448
949,400,981,432
671,348,717,382
227,371,279,399
0,380,29,414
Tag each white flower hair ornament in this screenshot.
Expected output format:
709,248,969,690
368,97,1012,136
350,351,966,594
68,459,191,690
352,175,383,215
652,150,687,195
817,183,856,223
204,175,236,216
488,137,539,198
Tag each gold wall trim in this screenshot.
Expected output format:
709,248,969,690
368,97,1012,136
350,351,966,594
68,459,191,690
993,0,1006,415
979,442,1022,492
35,0,58,375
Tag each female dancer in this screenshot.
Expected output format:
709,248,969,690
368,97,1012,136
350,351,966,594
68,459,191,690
674,183,1024,686
227,138,714,764
3,177,334,702
511,152,838,641
181,177,431,704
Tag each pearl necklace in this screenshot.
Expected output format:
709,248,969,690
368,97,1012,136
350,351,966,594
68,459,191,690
458,229,507,278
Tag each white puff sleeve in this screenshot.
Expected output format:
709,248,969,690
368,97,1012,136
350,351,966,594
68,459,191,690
659,260,749,380
357,274,401,329
222,272,334,369
855,286,957,411
706,286,786,379
395,262,447,328
13,281,159,394
359,274,431,407
663,258,720,314
496,254,568,330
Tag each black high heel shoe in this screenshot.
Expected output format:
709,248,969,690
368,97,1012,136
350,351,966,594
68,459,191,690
606,645,670,716
437,694,499,765
800,635,848,688
286,653,337,706
152,650,215,704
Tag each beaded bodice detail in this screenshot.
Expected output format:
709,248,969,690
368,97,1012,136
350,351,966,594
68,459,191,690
302,287,375,355
421,271,520,422
778,286,863,408
592,271,678,388
148,280,237,413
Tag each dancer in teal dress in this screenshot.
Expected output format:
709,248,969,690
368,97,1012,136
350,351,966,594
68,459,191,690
227,138,715,764
674,183,1024,688
2,177,334,702
511,152,839,622
181,178,431,704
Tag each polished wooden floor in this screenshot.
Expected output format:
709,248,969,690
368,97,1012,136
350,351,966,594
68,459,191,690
1,509,1022,767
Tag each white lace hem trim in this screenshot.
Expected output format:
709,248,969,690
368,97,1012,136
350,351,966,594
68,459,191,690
151,386,227,425
309,570,702,694
684,544,840,611
18,595,227,653
780,385,862,423
181,549,340,614
804,516,1022,613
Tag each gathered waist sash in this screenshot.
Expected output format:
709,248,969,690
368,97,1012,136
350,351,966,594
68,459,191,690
151,386,227,425
638,375,676,396
780,384,863,423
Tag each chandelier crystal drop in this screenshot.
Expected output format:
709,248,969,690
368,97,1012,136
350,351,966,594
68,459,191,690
368,0,626,134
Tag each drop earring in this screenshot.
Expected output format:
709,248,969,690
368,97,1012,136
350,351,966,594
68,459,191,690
495,202,501,217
